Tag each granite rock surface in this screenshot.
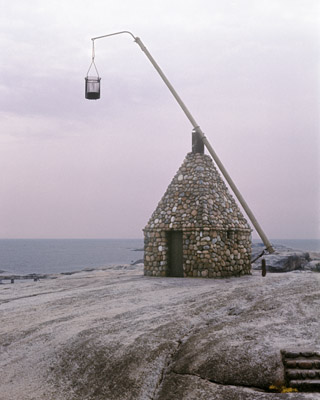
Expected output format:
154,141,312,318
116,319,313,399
0,261,319,400
252,243,319,273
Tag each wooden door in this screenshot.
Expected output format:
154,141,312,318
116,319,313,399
167,231,183,277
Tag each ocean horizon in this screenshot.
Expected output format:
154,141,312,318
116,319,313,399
0,238,319,276
253,238,320,252
0,238,144,276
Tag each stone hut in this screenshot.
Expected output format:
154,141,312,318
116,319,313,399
143,151,252,278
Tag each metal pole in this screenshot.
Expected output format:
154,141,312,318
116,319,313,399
91,31,275,253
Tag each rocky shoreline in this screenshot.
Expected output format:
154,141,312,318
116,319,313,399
251,243,320,273
0,244,319,399
1,243,319,284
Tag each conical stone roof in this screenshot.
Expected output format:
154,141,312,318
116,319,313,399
144,152,251,232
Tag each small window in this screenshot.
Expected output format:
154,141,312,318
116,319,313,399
227,230,234,240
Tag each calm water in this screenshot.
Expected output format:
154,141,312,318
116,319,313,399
0,239,144,276
253,239,320,252
0,238,318,276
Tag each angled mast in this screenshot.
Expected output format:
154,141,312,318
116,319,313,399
90,31,275,253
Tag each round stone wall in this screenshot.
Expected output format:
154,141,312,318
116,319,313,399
144,228,251,278
143,152,252,278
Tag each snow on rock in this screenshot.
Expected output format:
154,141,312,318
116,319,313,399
0,263,320,400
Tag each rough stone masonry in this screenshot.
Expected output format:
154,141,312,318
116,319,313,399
144,152,252,278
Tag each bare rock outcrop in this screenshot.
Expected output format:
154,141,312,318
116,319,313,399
251,243,318,273
0,263,319,400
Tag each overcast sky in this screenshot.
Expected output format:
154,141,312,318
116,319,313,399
0,0,319,239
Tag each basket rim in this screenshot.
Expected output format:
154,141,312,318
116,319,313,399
85,76,101,81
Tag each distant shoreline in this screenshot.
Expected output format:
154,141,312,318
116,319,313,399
0,264,143,284
252,238,320,252
0,239,319,278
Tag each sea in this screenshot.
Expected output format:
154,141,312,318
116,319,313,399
0,238,319,277
253,239,320,253
0,239,144,276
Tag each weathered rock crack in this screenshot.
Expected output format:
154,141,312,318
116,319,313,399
152,327,196,400
170,371,268,393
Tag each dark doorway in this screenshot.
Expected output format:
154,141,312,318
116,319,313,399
167,231,184,277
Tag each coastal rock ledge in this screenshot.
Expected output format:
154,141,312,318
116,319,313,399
251,243,320,273
0,263,319,399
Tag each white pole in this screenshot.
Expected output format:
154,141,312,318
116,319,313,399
91,32,275,253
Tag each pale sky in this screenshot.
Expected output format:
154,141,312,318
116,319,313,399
0,0,319,239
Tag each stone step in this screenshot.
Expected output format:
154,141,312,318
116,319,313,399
287,369,320,380
284,351,320,358
282,350,320,392
289,380,320,392
285,359,320,369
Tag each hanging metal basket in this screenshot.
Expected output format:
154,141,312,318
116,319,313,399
85,40,101,100
85,76,101,100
